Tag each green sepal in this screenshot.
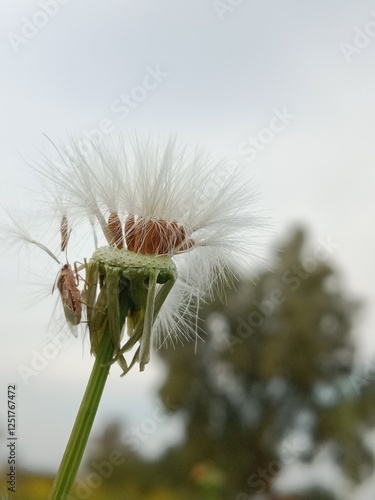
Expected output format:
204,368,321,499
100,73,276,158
83,259,99,325
105,266,122,352
88,247,178,372
139,268,160,371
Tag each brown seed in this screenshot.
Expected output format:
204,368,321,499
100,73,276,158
125,215,194,255
142,218,156,254
125,214,136,251
134,216,146,254
60,215,69,252
108,212,124,248
155,219,170,254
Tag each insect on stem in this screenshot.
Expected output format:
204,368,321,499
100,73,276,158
22,216,84,330
55,264,82,326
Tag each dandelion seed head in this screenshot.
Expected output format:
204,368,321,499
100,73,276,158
3,134,267,370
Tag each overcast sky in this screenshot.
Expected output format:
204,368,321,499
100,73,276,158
1,1,375,496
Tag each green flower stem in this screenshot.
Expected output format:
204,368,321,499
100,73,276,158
48,329,114,500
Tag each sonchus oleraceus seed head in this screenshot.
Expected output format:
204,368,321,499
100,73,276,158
4,134,265,373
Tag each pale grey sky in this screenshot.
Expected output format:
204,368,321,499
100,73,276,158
0,2,375,496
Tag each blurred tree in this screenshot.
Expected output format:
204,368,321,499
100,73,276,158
156,227,375,499
80,227,375,500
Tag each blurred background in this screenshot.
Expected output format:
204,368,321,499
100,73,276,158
1,1,375,498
